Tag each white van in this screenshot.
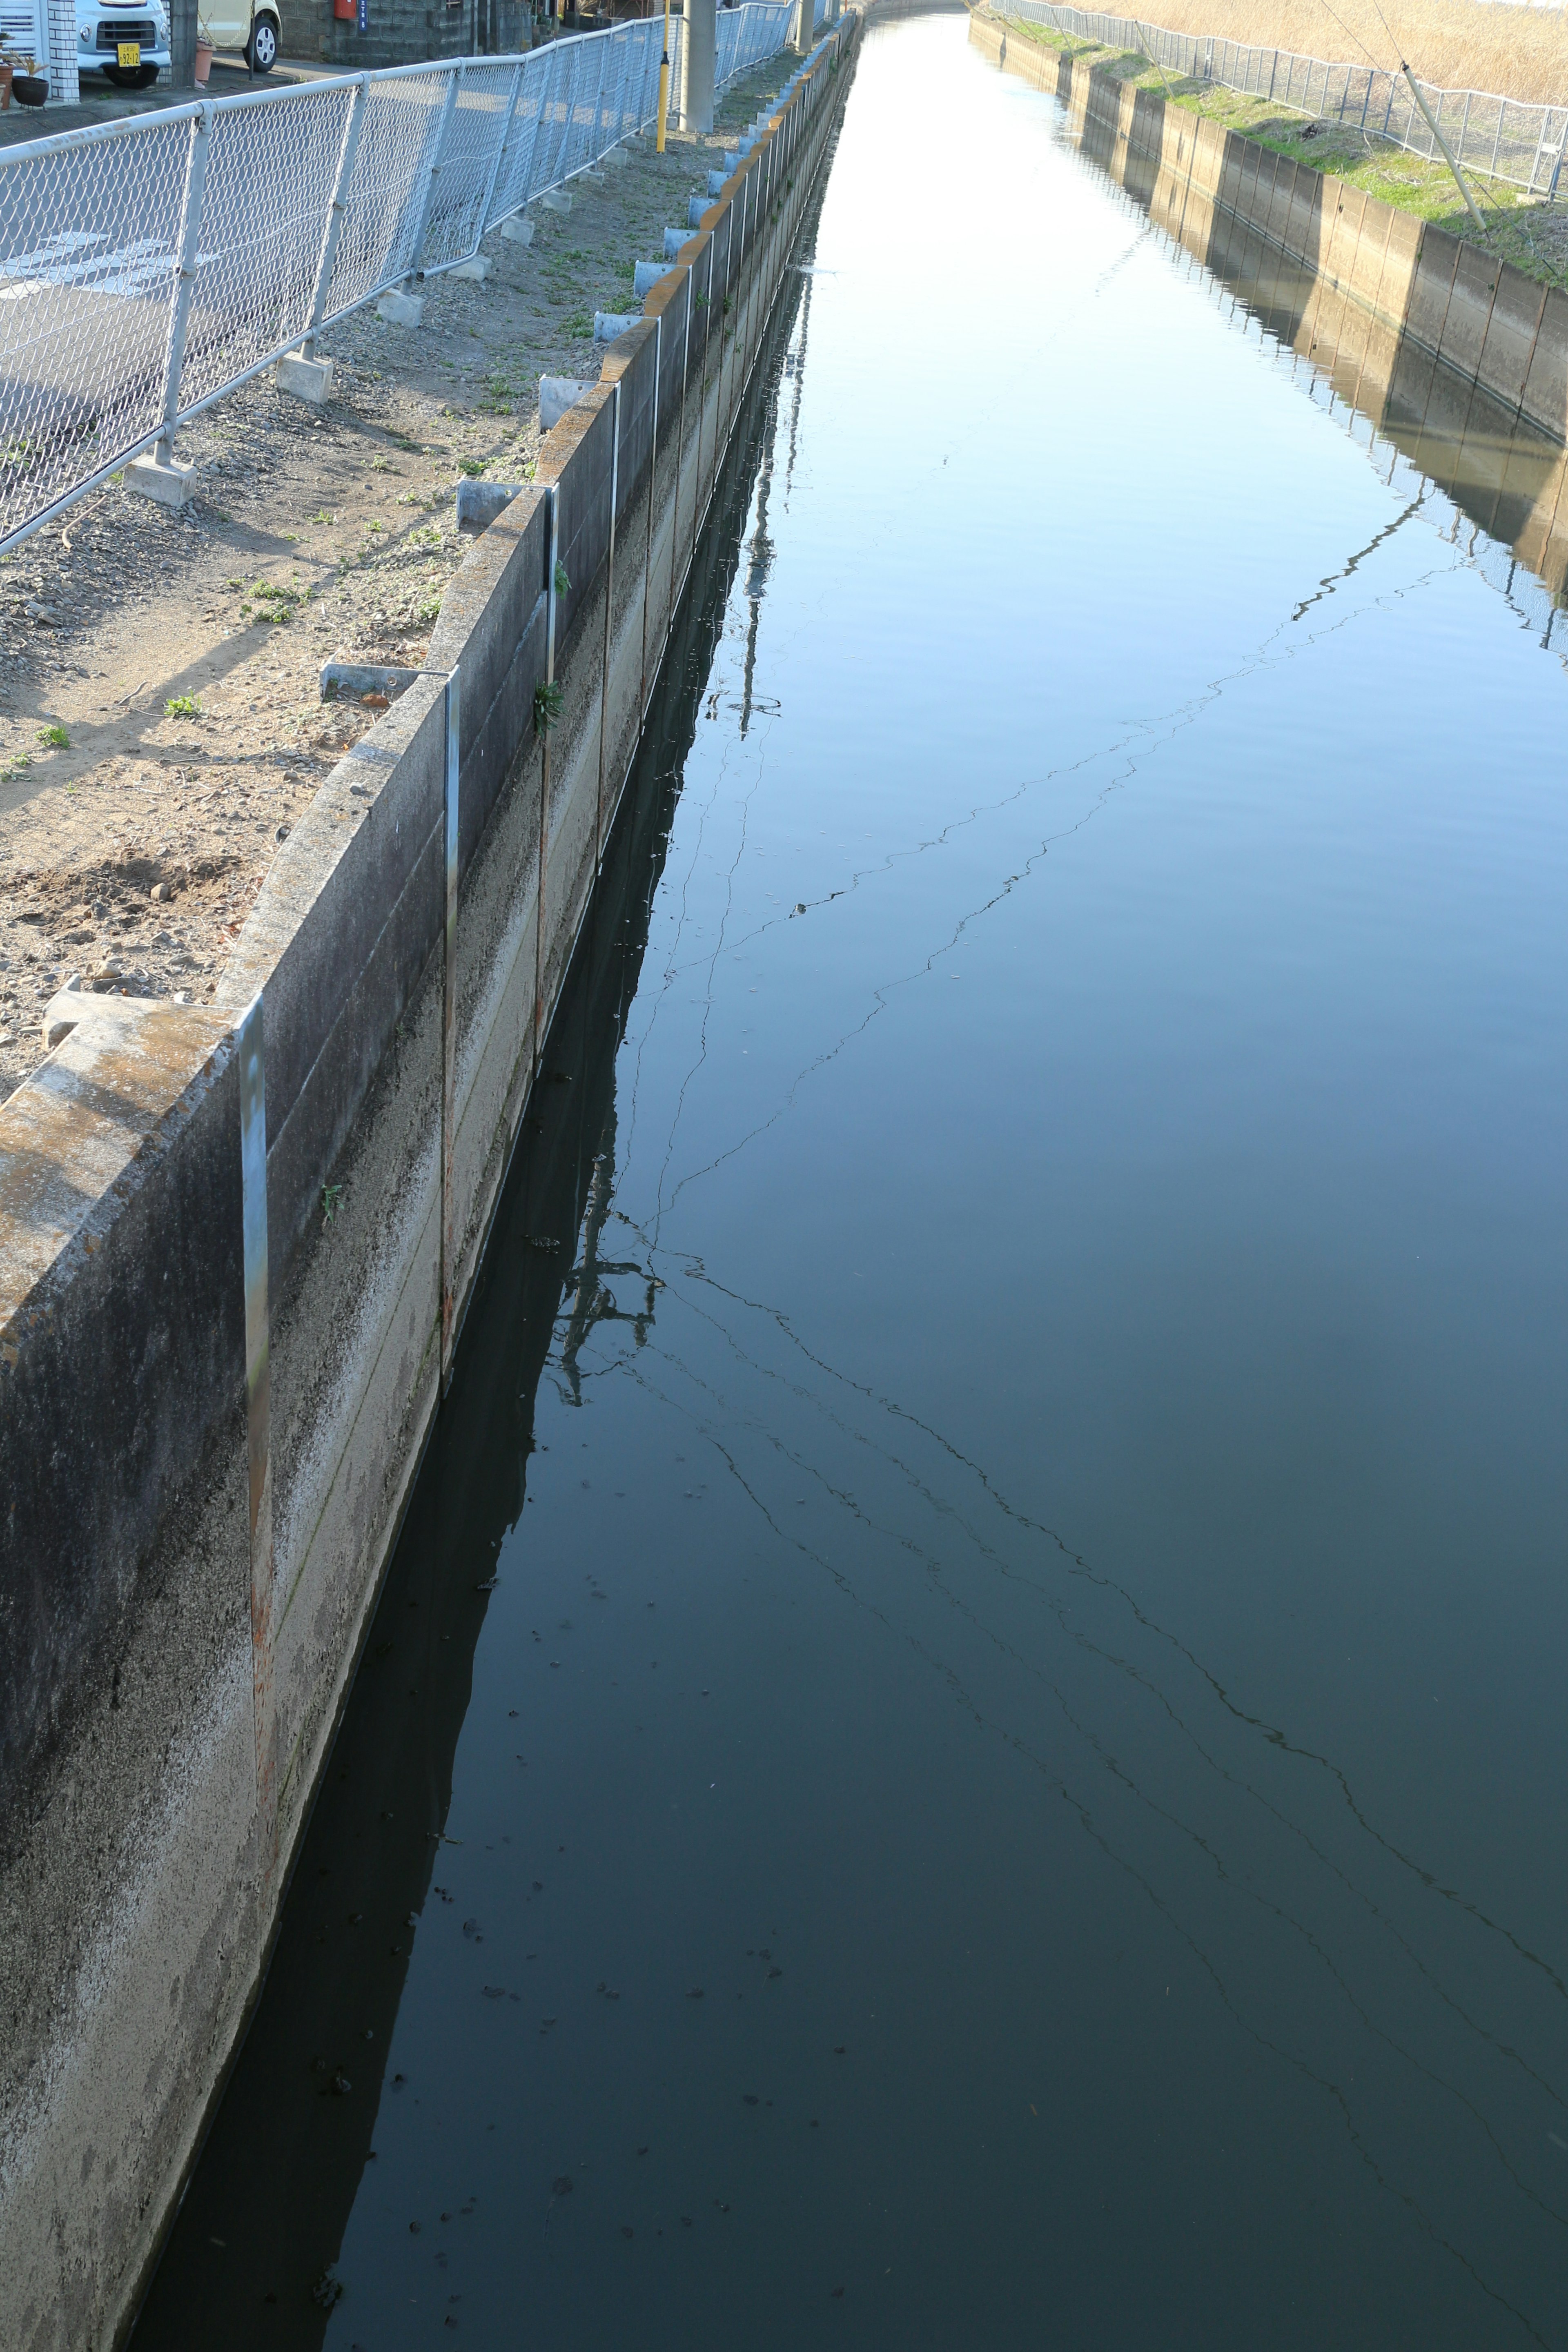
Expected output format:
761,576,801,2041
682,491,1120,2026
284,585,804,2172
75,0,171,88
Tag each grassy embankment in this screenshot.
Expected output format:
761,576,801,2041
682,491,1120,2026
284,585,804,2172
989,8,1568,292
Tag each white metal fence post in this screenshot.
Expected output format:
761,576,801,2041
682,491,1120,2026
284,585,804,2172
410,65,464,280
155,102,212,467
478,61,526,244
302,76,370,359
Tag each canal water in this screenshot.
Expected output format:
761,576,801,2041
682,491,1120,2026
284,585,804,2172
136,14,1568,2348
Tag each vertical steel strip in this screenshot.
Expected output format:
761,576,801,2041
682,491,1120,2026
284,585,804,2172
668,270,692,624
642,312,661,721
156,102,212,466
536,484,560,1060
597,379,622,867
441,667,461,1392
302,77,368,358
238,990,276,1868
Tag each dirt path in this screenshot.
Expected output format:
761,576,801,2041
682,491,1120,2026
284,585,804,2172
0,53,790,1102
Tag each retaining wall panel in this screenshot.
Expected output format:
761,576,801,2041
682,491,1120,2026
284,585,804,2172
1265,155,1298,247
220,694,446,1278
553,394,617,648
1476,265,1547,413
1521,285,1568,442
434,496,549,873
1321,176,1362,287
1438,241,1501,383
1286,163,1324,268
1391,214,1450,352
0,1009,241,1823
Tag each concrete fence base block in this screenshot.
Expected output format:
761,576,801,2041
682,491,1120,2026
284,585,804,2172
449,256,490,283
376,289,424,327
456,478,524,532
706,169,726,197
594,311,638,343
633,259,666,298
125,451,197,509
318,659,420,704
539,187,573,213
539,374,595,432
687,196,707,229
500,214,535,246
580,167,606,188
663,226,686,258
275,351,334,405
603,145,630,169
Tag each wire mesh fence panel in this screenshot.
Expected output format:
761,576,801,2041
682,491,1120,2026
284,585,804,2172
992,0,1568,192
177,86,354,414
490,48,547,220
0,1,796,551
0,111,192,540
420,62,513,271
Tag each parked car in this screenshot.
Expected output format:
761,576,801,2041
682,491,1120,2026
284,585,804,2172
75,0,280,82
199,0,281,71
76,0,171,89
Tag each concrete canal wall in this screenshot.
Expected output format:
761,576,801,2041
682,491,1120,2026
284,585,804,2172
0,19,859,2347
970,8,1568,603
969,11,1568,453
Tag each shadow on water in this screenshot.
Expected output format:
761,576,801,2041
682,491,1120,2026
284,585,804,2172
1060,78,1568,639
128,217,815,2352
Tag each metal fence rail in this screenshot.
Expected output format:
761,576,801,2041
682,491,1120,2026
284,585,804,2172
0,3,796,553
991,0,1568,200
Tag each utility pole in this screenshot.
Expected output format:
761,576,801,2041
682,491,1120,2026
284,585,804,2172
681,0,715,136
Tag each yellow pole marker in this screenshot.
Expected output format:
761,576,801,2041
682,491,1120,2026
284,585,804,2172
657,0,672,152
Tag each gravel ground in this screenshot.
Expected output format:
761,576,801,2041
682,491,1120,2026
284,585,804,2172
0,53,791,1104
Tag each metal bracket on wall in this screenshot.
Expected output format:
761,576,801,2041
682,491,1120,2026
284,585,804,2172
237,988,277,1871
597,379,622,868
423,665,462,1393
537,483,561,1064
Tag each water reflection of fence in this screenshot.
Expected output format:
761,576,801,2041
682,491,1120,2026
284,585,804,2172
989,0,1568,198
0,1,798,554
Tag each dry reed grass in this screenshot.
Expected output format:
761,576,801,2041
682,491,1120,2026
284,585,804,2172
1129,0,1568,103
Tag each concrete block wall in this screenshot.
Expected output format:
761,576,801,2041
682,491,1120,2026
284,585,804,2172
0,18,859,2350
971,9,1568,606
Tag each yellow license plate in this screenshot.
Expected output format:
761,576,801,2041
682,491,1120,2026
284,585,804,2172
116,41,140,64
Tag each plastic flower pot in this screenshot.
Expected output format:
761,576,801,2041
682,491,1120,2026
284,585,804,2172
13,71,47,103
194,38,214,81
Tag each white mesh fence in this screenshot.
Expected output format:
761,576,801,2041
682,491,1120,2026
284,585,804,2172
719,1,797,83
0,2,794,552
990,0,1568,201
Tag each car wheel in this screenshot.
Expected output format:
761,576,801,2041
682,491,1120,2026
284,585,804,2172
246,11,278,69
102,60,161,86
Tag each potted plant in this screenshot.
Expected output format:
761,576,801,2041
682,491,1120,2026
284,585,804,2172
9,47,47,104
194,27,214,82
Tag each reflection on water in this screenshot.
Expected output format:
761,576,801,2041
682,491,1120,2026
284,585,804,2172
138,17,1568,2350
1074,74,1568,648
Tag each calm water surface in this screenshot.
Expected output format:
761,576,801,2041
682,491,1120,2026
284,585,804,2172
137,16,1568,2347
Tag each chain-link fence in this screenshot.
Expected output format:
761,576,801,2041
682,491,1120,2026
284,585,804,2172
0,3,798,553
990,0,1568,200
